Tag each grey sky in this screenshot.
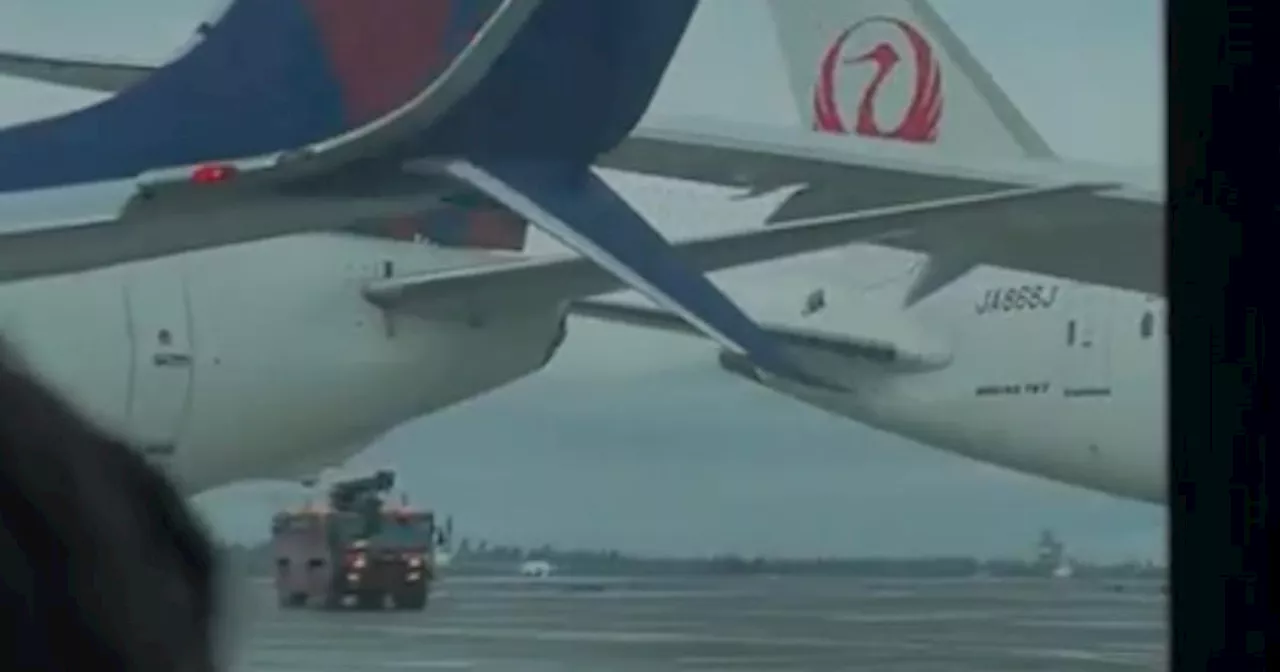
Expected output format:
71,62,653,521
0,1,1165,560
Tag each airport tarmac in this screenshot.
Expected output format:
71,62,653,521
220,575,1167,671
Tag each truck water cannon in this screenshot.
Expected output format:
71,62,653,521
327,470,395,513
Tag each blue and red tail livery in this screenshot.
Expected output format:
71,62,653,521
300,0,505,126
403,0,696,164
0,0,500,194
299,0,453,127
0,0,690,191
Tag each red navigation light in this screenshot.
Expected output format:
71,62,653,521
190,163,237,184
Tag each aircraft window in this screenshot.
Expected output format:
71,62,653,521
1140,311,1155,339
1067,320,1076,346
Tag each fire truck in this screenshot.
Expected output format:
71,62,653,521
269,470,450,610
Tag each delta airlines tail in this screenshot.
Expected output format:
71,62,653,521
0,0,545,282
0,0,519,193
763,0,1097,305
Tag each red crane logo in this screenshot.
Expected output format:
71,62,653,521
812,17,943,143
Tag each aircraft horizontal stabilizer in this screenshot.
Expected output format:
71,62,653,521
0,50,153,92
433,158,826,388
602,119,1163,296
570,298,950,393
572,298,948,371
0,190,447,283
363,181,1104,355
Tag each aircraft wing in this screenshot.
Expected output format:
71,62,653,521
363,182,1104,323
0,185,449,283
0,50,152,92
598,118,1164,299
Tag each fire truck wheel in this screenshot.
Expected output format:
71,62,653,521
356,591,385,610
322,590,344,610
278,592,307,609
394,589,427,611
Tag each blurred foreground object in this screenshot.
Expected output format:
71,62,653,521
0,340,218,671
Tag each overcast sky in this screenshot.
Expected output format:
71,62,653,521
0,0,1165,561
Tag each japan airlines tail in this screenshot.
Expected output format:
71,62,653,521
599,0,1162,300
770,0,1056,157
576,0,1167,504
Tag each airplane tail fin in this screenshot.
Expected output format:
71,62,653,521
0,0,518,193
765,0,1057,161
765,0,1060,307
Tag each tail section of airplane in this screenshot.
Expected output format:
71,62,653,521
765,0,1056,161
418,0,834,388
0,0,822,388
0,0,697,192
0,0,513,193
765,0,1062,306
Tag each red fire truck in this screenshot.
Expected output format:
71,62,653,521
270,471,448,610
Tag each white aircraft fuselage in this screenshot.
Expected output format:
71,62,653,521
0,234,567,494
754,262,1166,504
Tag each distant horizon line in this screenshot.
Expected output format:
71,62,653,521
216,539,1164,567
